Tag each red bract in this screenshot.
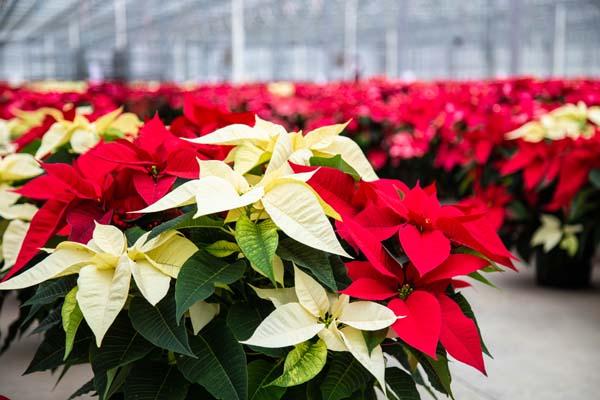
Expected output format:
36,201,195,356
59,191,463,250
171,94,255,137
5,153,144,279
342,254,489,373
87,115,199,204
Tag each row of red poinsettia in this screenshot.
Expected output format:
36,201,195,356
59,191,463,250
3,79,600,249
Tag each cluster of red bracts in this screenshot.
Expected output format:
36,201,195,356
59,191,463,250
5,99,253,279
298,165,516,374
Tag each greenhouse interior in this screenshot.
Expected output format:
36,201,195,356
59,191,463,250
0,1,599,399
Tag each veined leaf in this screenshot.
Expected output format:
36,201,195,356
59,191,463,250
270,340,327,387
62,287,83,360
411,350,453,398
92,314,152,372
124,363,189,400
147,210,223,241
177,318,247,400
468,271,498,289
175,250,246,320
309,154,360,181
25,325,93,374
248,360,286,400
277,237,337,291
362,328,388,357
128,295,195,357
235,215,279,284
320,352,371,400
23,276,77,306
30,308,61,335
386,368,421,400
68,379,95,400
206,240,240,257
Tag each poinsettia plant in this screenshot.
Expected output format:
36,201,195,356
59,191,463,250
0,105,513,400
499,102,600,270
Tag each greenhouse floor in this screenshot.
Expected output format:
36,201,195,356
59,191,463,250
1,263,599,400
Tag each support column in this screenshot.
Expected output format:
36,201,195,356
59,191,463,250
552,3,566,76
344,0,358,79
113,0,129,80
509,0,522,75
231,0,245,83
385,28,398,78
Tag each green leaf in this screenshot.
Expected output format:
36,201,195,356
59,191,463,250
386,368,420,400
321,352,371,400
248,360,286,400
128,294,195,357
92,314,153,372
206,240,240,257
177,318,247,400
468,271,498,289
25,326,93,374
362,328,387,357
23,276,77,306
175,250,246,320
411,351,453,398
589,169,600,188
62,287,83,360
30,308,61,334
277,237,337,291
235,215,279,284
227,302,288,358
68,379,95,400
125,226,147,246
104,365,132,399
330,256,351,291
124,363,189,400
310,154,360,181
270,340,328,387
147,210,223,241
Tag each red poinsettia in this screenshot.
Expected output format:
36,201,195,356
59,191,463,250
5,153,144,279
342,254,489,374
87,115,200,205
170,95,255,160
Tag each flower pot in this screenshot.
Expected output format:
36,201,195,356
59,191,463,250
535,244,595,289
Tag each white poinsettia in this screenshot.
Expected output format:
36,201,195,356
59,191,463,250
242,266,401,390
0,119,16,155
531,214,583,256
35,107,142,159
0,223,198,346
0,153,42,270
0,153,43,183
186,116,378,180
506,102,600,142
135,147,350,257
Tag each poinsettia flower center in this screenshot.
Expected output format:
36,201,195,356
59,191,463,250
320,312,335,327
148,165,159,177
398,283,414,300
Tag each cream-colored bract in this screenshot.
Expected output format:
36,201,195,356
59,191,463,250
35,107,142,159
241,266,401,390
186,116,378,181
0,153,43,183
0,223,198,346
135,156,351,258
531,214,583,256
506,102,600,142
